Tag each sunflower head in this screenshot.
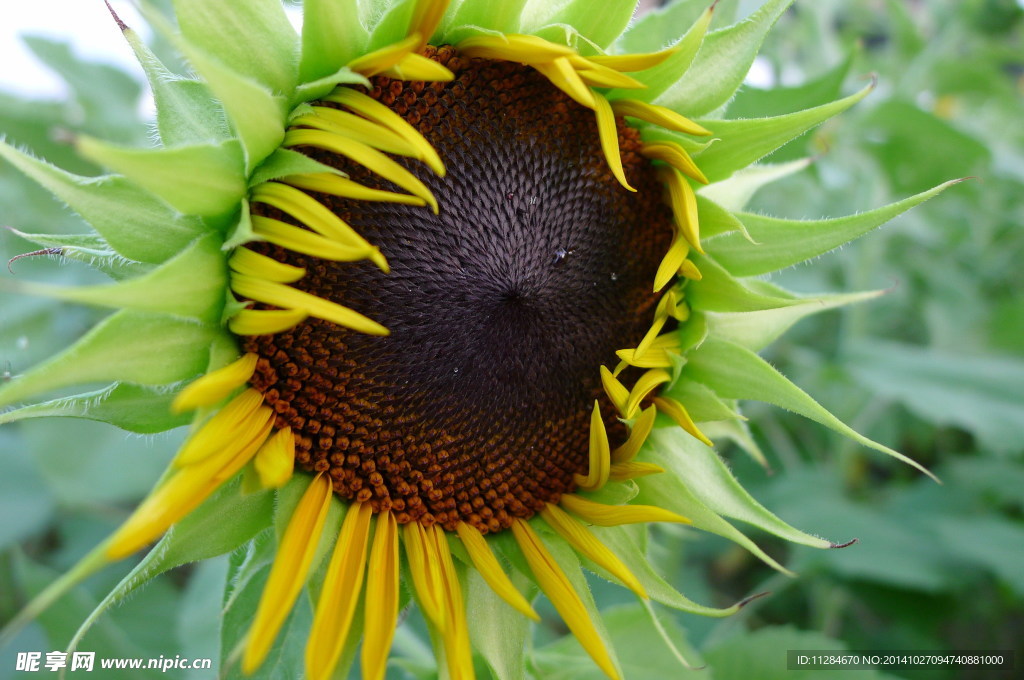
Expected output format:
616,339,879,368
0,1,954,678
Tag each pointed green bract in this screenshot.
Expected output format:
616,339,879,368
0,383,189,434
3,235,226,321
0,310,217,409
300,0,371,83
663,380,739,422
686,255,804,313
607,3,715,103
706,181,959,276
647,428,833,549
77,137,246,218
444,0,528,37
123,27,227,147
655,0,794,117
700,158,812,212
5,229,151,281
172,0,299,96
465,567,534,680
521,0,636,50
694,194,750,240
248,148,345,187
682,338,939,480
0,142,200,263
705,289,884,352
695,85,872,183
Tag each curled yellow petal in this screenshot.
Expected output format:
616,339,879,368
455,522,539,621
229,247,306,284
362,511,399,680
642,142,709,185
679,258,703,281
611,405,657,464
541,504,646,598
574,401,611,491
251,215,385,267
381,52,455,82
348,33,421,76
571,58,646,89
253,427,295,489
587,48,678,73
593,94,635,192
653,230,691,293
231,273,389,337
295,108,422,158
611,99,711,136
599,366,629,416
653,396,713,447
284,173,426,207
250,181,366,247
560,494,691,527
243,474,333,674
284,128,439,213
324,88,445,177
228,308,309,336
624,369,671,420
533,57,596,109
511,520,620,680
175,388,267,466
305,502,373,680
171,353,258,413
660,166,703,253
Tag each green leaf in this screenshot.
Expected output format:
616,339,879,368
655,0,794,117
932,516,1024,595
3,234,227,321
686,255,804,314
172,0,299,96
122,25,228,146
695,84,872,183
646,427,833,549
699,158,812,212
683,338,937,479
705,289,884,352
520,0,636,49
0,444,54,549
248,147,344,187
844,340,1024,456
704,180,959,276
0,141,201,263
0,310,219,408
77,137,246,218
300,0,371,83
443,0,530,38
465,567,533,680
607,3,715,103
0,383,190,434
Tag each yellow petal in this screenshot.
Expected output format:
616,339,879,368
251,215,386,268
107,409,273,559
306,502,373,680
653,230,690,293
430,525,475,680
653,396,713,447
631,312,670,362
642,142,709,185
573,401,611,491
610,99,711,136
624,369,671,420
284,173,426,207
295,108,422,158
243,474,333,674
599,366,629,416
229,247,306,284
615,345,673,369
541,504,646,598
533,57,596,109
231,273,389,337
593,94,635,192
381,52,455,82
324,88,445,177
455,522,539,621
571,58,646,89
560,494,691,527
409,0,451,47
404,522,447,630
511,520,620,680
362,511,399,680
348,33,421,76
228,308,310,336
660,167,703,252
611,405,657,464
456,34,575,63
250,181,368,247
587,48,678,72
171,353,258,413
284,128,439,213
609,461,665,482
174,388,268,466
253,427,295,489
679,258,703,281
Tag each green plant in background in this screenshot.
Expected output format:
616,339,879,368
1,1,1018,679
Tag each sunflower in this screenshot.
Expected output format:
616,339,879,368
0,1,954,678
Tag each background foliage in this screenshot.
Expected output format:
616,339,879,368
1,1,1021,678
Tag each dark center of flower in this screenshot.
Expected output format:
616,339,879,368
245,46,673,533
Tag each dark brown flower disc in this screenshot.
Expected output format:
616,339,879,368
245,46,674,533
